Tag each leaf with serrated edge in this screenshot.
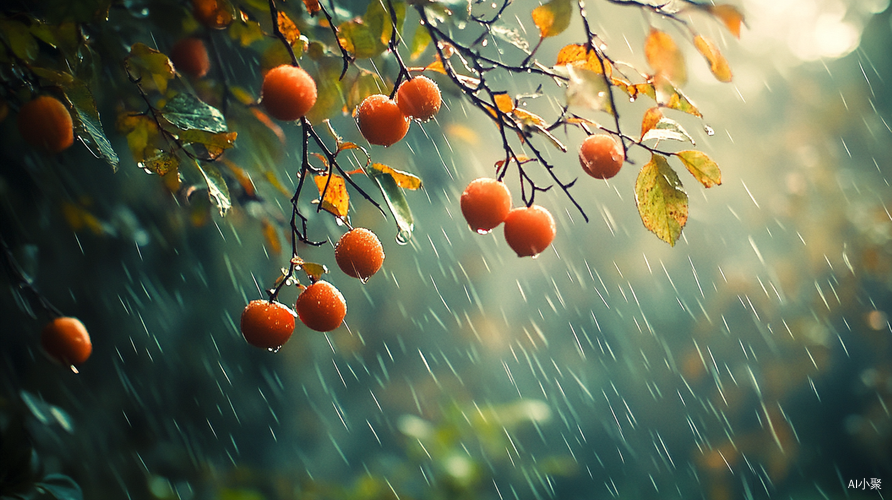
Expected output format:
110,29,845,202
693,35,732,83
676,150,722,188
367,163,422,190
635,154,688,246
532,0,572,38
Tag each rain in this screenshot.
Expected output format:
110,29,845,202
1,0,891,499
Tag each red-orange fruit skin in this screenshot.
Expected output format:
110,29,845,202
261,65,318,122
170,38,210,79
335,228,385,280
460,178,512,233
41,317,92,366
355,94,410,147
295,281,347,332
396,76,441,122
578,134,624,180
503,205,556,257
18,96,74,153
240,300,296,350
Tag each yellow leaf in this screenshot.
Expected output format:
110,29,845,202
125,43,176,94
261,218,282,255
367,163,422,190
532,0,573,38
313,174,349,217
640,107,663,139
676,150,722,188
555,43,610,74
644,29,686,86
277,12,301,45
635,154,688,246
693,35,732,83
708,4,744,39
493,92,515,113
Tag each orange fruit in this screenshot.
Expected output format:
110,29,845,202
396,75,441,122
240,300,295,350
170,37,210,79
192,0,233,29
335,228,385,281
355,94,410,147
41,317,92,367
503,205,556,257
578,134,624,179
460,178,512,234
295,281,347,332
261,65,318,122
18,96,74,153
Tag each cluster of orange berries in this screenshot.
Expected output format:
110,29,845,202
240,227,385,350
355,75,441,147
459,134,624,256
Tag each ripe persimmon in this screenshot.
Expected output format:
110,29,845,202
355,94,410,147
261,65,318,122
240,300,295,350
335,228,385,281
503,205,556,257
18,96,74,153
460,178,512,234
295,281,347,332
41,317,92,367
396,75,441,122
578,134,624,180
170,37,210,79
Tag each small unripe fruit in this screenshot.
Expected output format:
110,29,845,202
261,65,318,122
335,228,385,281
460,178,512,234
503,205,556,257
170,37,210,79
396,76,441,122
295,281,347,332
241,300,295,350
41,317,92,367
355,94,410,147
578,134,624,180
18,96,74,153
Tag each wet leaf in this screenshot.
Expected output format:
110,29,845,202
708,4,744,39
125,43,176,94
338,21,381,59
644,29,686,86
347,71,386,111
365,0,405,47
306,58,346,124
161,93,228,133
140,150,178,176
277,11,301,45
493,92,514,113
693,35,732,83
303,0,321,15
177,129,237,157
640,107,663,139
298,260,327,282
641,116,694,145
194,161,231,216
676,150,722,188
635,154,688,246
229,18,265,47
555,43,609,74
0,19,39,62
369,170,414,244
367,163,422,190
624,81,702,118
410,23,432,60
490,25,529,52
313,173,350,218
531,0,572,38
563,65,613,115
261,218,281,254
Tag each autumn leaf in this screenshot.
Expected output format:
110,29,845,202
555,43,610,74
644,29,686,86
194,161,231,216
261,218,281,255
693,35,732,83
708,4,745,39
367,163,422,190
635,154,688,246
532,0,572,38
676,150,722,188
493,92,515,113
303,0,321,15
125,43,176,94
314,173,350,218
277,11,301,46
641,116,694,145
640,107,663,139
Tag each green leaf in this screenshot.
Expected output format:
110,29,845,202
369,171,414,244
194,161,231,216
337,20,381,59
347,70,386,111
125,43,175,94
0,19,39,62
635,154,688,246
367,163,422,190
161,93,228,133
139,150,178,176
640,116,694,144
676,150,722,188
561,65,613,115
36,474,83,500
531,0,572,38
409,23,432,60
365,0,405,47
305,58,346,124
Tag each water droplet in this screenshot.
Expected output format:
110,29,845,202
268,346,281,353
704,125,715,136
395,229,412,245
360,276,371,285
69,365,80,374
475,228,491,235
